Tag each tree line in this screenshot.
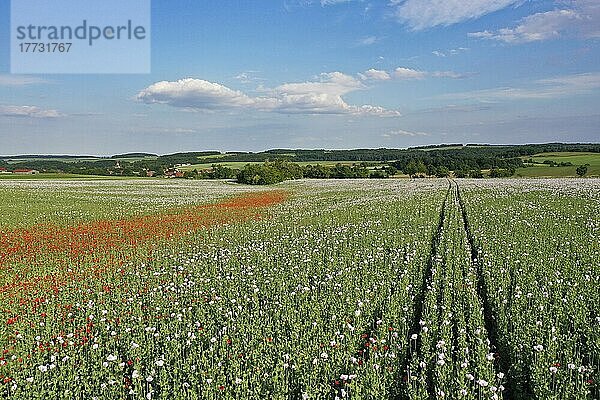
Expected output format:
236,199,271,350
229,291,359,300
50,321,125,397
1,143,596,180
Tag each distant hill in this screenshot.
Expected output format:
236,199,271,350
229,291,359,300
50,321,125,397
1,143,598,178
110,153,158,159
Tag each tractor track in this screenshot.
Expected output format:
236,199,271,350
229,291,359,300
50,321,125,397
390,180,452,400
454,180,520,399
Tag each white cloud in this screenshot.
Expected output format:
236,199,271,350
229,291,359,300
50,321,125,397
432,47,469,57
440,72,600,100
393,67,427,79
357,36,379,46
233,71,265,84
469,9,579,43
0,75,49,86
392,0,521,30
359,69,392,81
469,1,600,43
275,72,363,97
137,73,400,117
382,129,430,137
431,71,469,79
0,105,63,118
359,67,466,81
136,79,257,110
320,0,353,5
137,69,468,118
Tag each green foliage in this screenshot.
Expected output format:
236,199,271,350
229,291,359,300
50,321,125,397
404,160,418,177
469,169,484,178
434,166,450,178
576,164,589,177
2,144,598,179
489,167,516,178
207,164,237,179
236,161,300,185
235,161,386,185
454,169,469,178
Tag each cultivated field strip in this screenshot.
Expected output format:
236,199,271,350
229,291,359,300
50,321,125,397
0,181,448,399
459,180,600,399
401,181,505,399
0,179,598,399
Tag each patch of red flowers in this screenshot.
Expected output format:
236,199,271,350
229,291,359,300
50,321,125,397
0,191,289,300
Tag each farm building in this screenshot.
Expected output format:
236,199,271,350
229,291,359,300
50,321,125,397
13,169,39,175
164,168,184,178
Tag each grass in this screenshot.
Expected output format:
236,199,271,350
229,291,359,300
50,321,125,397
525,152,600,166
196,154,229,160
516,152,600,177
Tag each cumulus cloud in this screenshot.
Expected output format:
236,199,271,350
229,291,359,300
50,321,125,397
392,0,521,30
268,72,390,115
137,69,468,117
136,79,256,110
393,67,427,80
137,73,400,117
440,72,600,100
358,67,466,81
0,105,63,118
359,69,392,81
469,1,600,43
275,72,363,97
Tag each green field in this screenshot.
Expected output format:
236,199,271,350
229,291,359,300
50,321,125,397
527,152,600,165
0,178,598,399
516,152,600,177
196,154,229,160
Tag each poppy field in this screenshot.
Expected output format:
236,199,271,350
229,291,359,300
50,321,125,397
0,178,598,399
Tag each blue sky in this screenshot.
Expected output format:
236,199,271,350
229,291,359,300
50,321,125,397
0,0,599,155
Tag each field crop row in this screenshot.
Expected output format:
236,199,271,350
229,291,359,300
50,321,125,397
460,179,599,399
0,178,598,399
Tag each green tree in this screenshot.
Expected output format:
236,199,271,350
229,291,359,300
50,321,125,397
454,169,468,178
416,160,428,177
489,168,501,178
385,165,398,176
576,164,588,177
435,166,450,178
404,160,418,178
469,169,484,178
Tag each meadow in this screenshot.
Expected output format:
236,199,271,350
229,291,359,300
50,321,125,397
0,178,597,399
516,152,600,178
